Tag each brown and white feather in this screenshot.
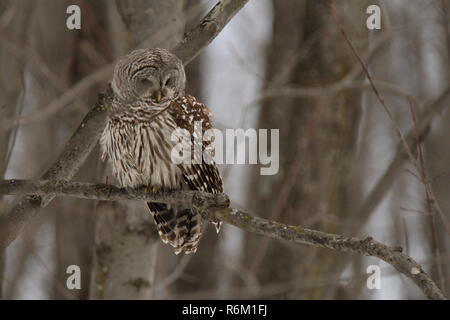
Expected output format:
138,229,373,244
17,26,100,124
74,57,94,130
100,95,223,254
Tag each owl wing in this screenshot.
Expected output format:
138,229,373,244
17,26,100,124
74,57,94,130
169,95,224,231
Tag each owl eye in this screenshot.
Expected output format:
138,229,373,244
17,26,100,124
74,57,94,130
140,78,154,87
164,77,175,86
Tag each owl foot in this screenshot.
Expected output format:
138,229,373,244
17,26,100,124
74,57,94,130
144,185,160,193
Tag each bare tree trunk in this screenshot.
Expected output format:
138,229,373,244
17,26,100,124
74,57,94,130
89,0,186,299
29,1,79,299
14,0,113,299
422,0,450,296
89,202,160,299
245,0,367,299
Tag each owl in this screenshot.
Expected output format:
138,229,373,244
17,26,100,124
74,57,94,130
100,48,223,254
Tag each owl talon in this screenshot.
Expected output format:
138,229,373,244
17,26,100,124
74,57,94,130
144,186,159,193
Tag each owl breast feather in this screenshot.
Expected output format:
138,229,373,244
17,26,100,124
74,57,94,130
100,112,182,189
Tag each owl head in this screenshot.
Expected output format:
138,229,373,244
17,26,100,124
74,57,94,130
111,48,186,106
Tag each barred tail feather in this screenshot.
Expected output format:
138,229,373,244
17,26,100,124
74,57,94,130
147,202,203,254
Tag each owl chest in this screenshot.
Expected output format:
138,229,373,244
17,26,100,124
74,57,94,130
101,119,182,188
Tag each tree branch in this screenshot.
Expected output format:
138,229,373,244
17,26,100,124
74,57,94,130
0,179,230,209
0,179,445,300
173,0,250,65
0,0,249,251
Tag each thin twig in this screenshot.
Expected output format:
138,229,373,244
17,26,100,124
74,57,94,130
355,87,450,221
328,0,418,169
328,0,450,231
408,100,447,295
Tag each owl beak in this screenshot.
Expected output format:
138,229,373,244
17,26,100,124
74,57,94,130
154,90,162,103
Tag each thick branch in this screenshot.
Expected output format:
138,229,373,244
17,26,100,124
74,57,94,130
173,0,250,65
0,0,249,251
0,93,110,251
0,179,446,300
0,179,229,209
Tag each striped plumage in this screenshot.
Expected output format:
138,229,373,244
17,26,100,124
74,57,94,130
100,49,223,254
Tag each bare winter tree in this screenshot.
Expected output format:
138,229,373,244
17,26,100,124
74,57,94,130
245,0,368,299
0,0,448,301
88,0,187,300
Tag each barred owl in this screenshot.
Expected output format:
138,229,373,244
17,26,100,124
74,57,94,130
100,48,223,254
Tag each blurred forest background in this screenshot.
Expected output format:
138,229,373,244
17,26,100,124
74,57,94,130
1,0,449,299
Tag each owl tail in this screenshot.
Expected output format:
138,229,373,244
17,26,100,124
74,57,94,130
147,202,203,254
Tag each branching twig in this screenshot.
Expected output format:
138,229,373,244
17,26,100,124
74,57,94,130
0,179,445,300
355,87,450,221
328,0,450,232
329,0,418,167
